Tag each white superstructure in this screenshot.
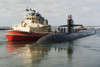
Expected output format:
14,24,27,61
11,8,51,33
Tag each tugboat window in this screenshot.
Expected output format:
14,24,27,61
27,18,29,20
32,21,34,23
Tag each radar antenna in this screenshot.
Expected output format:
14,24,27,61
26,6,29,11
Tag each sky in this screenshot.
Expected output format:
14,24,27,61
0,0,100,26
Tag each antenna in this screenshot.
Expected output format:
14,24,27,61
26,6,29,11
27,6,28,9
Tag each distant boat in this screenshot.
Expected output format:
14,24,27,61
0,27,10,30
77,27,87,30
5,8,51,41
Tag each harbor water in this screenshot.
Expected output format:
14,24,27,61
0,29,100,67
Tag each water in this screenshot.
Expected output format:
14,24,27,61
0,30,100,67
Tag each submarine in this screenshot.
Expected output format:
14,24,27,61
37,15,95,44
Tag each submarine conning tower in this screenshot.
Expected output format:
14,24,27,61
58,15,83,33
67,15,74,33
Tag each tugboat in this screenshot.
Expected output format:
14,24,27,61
5,8,51,41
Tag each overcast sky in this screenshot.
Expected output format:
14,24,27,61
0,0,100,26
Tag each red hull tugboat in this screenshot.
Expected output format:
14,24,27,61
5,8,51,41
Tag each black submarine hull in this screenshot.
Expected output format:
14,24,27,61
37,32,95,44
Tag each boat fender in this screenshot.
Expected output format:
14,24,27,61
29,30,33,33
10,28,14,30
46,19,48,25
